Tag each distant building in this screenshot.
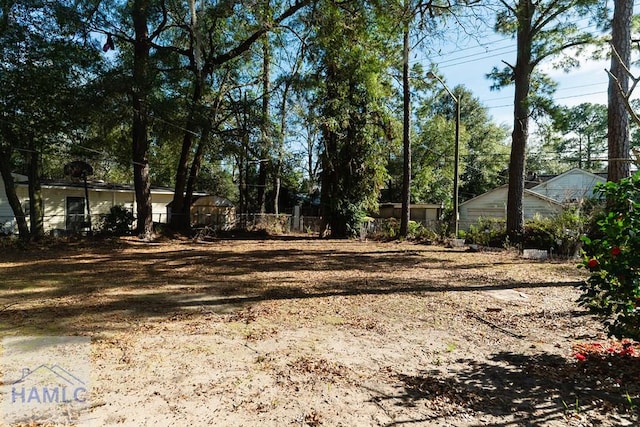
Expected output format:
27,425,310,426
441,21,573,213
458,168,605,230
0,174,234,234
376,203,443,225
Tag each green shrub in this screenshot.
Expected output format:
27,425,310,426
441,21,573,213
99,205,134,236
371,218,439,241
379,211,585,249
377,218,399,239
409,221,439,241
579,173,640,339
465,210,586,255
0,221,14,236
523,209,585,257
465,217,507,247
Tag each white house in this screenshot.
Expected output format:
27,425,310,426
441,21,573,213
1,175,174,234
0,174,25,233
458,168,606,230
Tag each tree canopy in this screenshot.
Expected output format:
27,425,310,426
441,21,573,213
0,0,631,241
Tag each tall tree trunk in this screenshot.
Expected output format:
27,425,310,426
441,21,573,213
185,123,210,211
399,18,411,238
239,92,250,223
258,23,271,215
306,122,317,195
27,137,44,240
132,0,153,239
319,136,336,238
274,57,297,215
170,0,205,231
0,147,29,240
171,73,204,230
273,94,286,217
319,63,338,238
607,0,632,183
506,0,533,241
238,149,244,222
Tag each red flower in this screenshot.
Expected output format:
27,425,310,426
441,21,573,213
620,347,636,356
611,246,622,256
587,258,599,269
575,353,587,361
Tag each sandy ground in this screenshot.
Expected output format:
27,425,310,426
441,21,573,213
0,236,638,426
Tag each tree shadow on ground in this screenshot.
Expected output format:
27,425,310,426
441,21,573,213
0,239,584,336
378,351,640,426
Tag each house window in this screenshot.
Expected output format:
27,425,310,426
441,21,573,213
66,197,86,231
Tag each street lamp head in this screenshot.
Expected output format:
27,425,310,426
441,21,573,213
427,71,436,79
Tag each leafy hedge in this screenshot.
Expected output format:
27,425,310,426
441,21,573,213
98,205,134,236
580,173,640,340
464,209,585,257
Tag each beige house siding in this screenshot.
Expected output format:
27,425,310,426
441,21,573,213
0,176,15,228
0,174,27,231
522,195,561,218
377,203,442,224
190,195,236,228
1,179,176,233
459,186,563,230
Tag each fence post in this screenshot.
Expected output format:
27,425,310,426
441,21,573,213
293,206,300,231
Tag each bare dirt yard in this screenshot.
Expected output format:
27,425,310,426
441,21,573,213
0,236,639,426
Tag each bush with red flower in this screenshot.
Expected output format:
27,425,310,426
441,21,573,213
573,339,639,361
580,172,640,340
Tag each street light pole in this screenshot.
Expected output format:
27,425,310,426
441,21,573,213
453,93,460,237
428,72,460,237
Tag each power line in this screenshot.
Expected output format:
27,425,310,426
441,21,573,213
415,0,640,66
484,90,608,110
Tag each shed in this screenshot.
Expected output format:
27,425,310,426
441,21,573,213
377,203,443,224
190,195,236,229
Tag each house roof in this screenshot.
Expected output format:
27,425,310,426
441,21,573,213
463,168,606,207
529,167,606,192
524,168,608,189
189,195,235,207
14,178,182,195
459,184,563,207
379,202,443,209
525,173,556,189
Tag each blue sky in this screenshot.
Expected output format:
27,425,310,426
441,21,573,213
416,9,638,129
436,46,612,128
